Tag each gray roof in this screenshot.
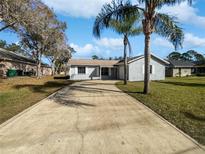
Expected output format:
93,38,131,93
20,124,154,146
167,59,194,68
0,48,50,67
0,48,36,63
68,54,168,67
116,55,142,65
117,54,169,65
68,59,119,67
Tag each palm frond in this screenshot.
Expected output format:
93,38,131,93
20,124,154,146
93,0,140,38
128,26,143,36
154,13,184,50
137,0,192,8
156,0,192,8
109,14,141,35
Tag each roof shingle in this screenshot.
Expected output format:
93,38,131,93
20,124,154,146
68,59,119,67
167,59,194,67
0,48,50,67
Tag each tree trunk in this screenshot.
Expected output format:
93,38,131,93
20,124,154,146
36,51,42,79
51,59,56,76
124,35,128,85
143,33,151,94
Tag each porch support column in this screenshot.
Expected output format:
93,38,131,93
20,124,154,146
99,66,101,79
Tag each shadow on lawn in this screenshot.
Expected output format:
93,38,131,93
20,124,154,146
182,111,205,122
13,80,75,93
158,81,205,87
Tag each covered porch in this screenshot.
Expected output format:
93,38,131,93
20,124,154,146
100,66,118,80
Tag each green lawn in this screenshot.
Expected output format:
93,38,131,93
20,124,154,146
0,76,74,124
116,77,205,145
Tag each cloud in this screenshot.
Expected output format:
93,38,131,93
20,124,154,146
184,33,205,48
42,0,138,18
70,37,123,58
70,43,100,58
94,37,123,50
153,37,173,48
160,2,205,28
70,43,96,52
153,33,205,49
42,0,112,18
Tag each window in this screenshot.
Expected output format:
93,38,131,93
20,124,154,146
78,67,85,74
101,68,109,76
150,65,153,74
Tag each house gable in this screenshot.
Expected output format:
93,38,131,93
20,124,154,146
128,56,165,81
128,54,169,65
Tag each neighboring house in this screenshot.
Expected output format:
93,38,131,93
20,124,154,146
194,64,205,75
0,48,52,78
68,54,168,81
165,59,194,77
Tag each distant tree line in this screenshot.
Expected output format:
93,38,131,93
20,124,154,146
167,50,205,64
0,0,72,78
92,55,123,60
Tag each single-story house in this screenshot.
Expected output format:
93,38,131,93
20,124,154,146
0,48,52,78
194,64,205,75
68,54,168,81
165,59,194,77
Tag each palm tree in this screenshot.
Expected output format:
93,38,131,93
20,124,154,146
93,0,192,93
93,0,142,84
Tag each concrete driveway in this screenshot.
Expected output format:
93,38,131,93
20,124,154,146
0,80,204,154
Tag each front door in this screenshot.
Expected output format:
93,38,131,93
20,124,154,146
101,67,109,80
111,68,117,79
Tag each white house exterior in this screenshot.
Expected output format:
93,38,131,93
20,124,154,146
68,59,118,80
68,54,168,81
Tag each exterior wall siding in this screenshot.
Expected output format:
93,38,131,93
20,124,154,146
181,68,192,76
69,66,100,80
118,65,124,80
128,58,165,81
172,68,192,77
68,57,166,81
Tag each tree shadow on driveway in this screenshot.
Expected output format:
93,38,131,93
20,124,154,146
69,85,143,94
49,92,96,108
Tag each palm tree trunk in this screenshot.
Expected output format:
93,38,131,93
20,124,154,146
124,36,128,85
144,33,151,94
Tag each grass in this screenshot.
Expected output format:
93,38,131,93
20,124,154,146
0,76,74,124
116,77,205,145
